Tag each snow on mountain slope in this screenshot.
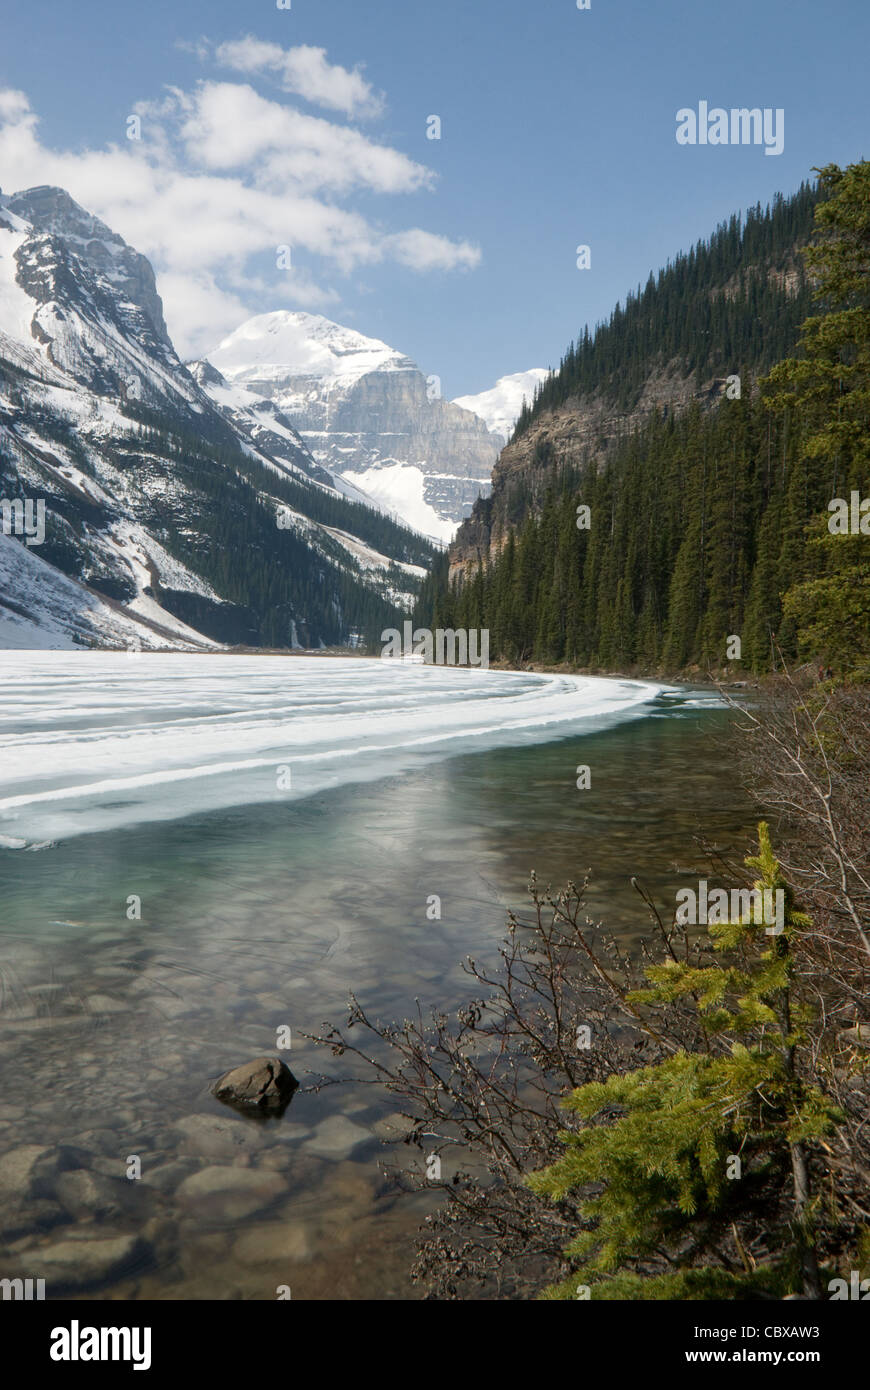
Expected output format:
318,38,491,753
187,358,333,488
453,369,549,441
192,361,400,550
3,187,193,414
0,531,215,650
0,219,38,345
0,186,433,650
346,462,455,544
208,310,500,539
320,526,426,578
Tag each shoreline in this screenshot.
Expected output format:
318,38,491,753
0,641,762,689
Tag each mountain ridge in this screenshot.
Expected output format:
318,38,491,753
0,185,432,650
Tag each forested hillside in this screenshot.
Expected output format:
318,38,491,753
515,182,819,430
418,168,869,676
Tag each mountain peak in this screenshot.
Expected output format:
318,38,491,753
7,185,129,257
209,310,414,389
5,184,170,347
207,308,499,541
0,189,430,650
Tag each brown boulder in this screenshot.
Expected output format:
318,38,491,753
211,1056,298,1114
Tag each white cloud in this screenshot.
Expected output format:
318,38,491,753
388,228,481,272
179,82,431,195
0,89,34,123
0,73,480,359
215,38,384,120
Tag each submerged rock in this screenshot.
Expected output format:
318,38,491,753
20,1233,151,1293
177,1166,284,1201
210,1057,298,1115
232,1222,310,1265
0,1145,50,1197
307,1114,372,1159
53,1169,150,1222
174,1114,262,1160
176,1166,285,1221
0,1198,66,1244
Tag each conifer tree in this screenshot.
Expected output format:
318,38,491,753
528,824,840,1300
765,160,870,677
782,521,870,679
764,162,870,490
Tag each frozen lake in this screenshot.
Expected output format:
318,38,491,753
0,654,745,1299
0,652,666,846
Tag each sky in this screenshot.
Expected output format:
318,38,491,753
1,0,868,398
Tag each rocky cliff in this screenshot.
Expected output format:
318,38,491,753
448,363,721,581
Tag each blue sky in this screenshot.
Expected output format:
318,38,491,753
1,0,868,396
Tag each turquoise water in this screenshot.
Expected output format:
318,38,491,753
0,670,752,1299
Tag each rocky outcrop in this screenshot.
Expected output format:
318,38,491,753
447,215,813,582
449,365,725,581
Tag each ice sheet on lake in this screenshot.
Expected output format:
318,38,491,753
0,653,667,844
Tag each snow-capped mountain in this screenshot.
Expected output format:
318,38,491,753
453,368,549,442
208,311,502,544
209,311,411,392
0,186,431,650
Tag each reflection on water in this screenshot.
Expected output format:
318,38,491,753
0,692,753,1299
